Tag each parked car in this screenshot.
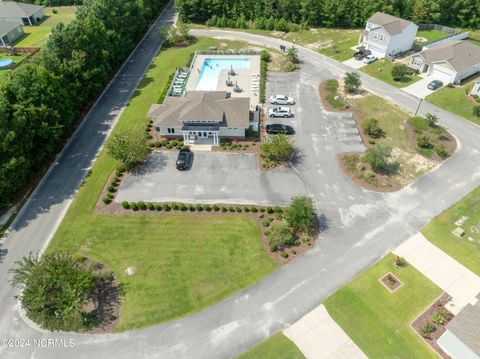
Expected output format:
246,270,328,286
354,50,371,60
269,107,292,118
176,148,192,170
265,124,295,135
269,94,295,105
427,80,443,90
363,55,377,64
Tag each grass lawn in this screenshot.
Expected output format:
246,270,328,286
324,253,441,358
0,53,27,80
422,186,480,277
415,29,450,45
236,333,305,359
48,37,278,331
350,94,412,152
361,59,421,88
426,77,480,125
15,6,77,47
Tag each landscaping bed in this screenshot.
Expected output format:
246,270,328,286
379,272,403,292
338,91,456,191
324,253,441,358
318,80,348,111
411,293,453,358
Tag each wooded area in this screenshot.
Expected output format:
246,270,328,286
175,0,480,29
0,0,167,208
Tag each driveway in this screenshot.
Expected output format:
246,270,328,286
284,305,367,359
342,58,367,69
394,233,480,315
402,76,439,98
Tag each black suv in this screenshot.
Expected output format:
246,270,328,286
427,80,443,90
354,49,371,60
265,124,295,135
176,148,192,170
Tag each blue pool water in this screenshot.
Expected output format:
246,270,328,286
196,58,251,91
0,58,14,70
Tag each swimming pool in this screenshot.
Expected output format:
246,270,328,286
196,58,251,91
0,58,14,70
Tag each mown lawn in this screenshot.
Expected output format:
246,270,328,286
426,78,480,125
236,333,305,359
361,59,421,88
15,6,77,47
324,254,441,358
49,37,278,331
350,94,412,151
0,53,27,81
415,29,449,45
422,186,480,276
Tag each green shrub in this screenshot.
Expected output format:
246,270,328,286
155,204,163,211
250,206,258,213
417,134,432,149
268,222,294,251
172,202,179,210
436,144,449,158
260,208,265,213
196,204,203,212
179,203,187,211
107,186,116,193
279,251,288,258
362,118,383,138
147,203,155,210
432,309,451,325
158,72,175,103
221,206,228,212
103,197,112,205
409,116,428,133
363,144,392,172
244,207,250,213
122,201,130,209
106,193,114,199
189,204,195,212
137,201,146,210
285,195,316,235
262,220,270,228
229,207,235,212
130,202,138,211
163,203,171,211
421,321,436,337
274,206,283,213
267,217,274,222
204,204,212,212
260,50,271,62
391,64,408,81
236,207,242,213
154,141,163,148
267,207,274,214
165,143,173,149
259,213,265,218
213,204,220,211
115,170,122,177
364,171,375,181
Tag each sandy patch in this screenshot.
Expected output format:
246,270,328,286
415,36,428,43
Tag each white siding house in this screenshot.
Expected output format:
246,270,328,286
0,20,24,47
409,40,480,84
0,2,45,26
359,12,418,58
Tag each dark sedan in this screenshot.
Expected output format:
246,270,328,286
427,80,443,90
176,148,192,170
354,49,371,60
265,124,295,135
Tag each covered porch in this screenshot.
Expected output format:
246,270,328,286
182,123,220,145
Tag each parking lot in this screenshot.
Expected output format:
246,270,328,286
116,68,365,210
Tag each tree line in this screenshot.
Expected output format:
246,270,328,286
17,0,82,5
175,0,480,29
0,0,167,208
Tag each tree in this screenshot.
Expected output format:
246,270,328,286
10,252,95,331
106,129,150,169
473,106,480,119
268,222,294,251
285,195,316,235
425,113,439,127
363,144,392,172
287,46,298,63
344,72,361,93
391,64,408,81
261,134,294,162
362,118,383,138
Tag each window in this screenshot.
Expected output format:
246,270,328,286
154,126,160,132
379,35,384,42
373,33,379,40
167,128,175,134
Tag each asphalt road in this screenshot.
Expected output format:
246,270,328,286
1,24,480,359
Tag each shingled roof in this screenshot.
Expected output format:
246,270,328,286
418,40,480,72
367,12,414,36
149,91,250,128
445,297,480,355
0,19,21,36
0,1,43,17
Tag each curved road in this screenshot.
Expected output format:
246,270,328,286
2,22,480,359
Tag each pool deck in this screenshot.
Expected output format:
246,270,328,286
186,54,261,109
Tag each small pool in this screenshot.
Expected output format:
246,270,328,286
196,58,251,91
0,58,14,70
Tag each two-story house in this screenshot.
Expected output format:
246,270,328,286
359,12,418,58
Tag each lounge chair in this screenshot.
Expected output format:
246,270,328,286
177,73,188,79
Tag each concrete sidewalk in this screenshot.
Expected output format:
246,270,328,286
284,305,367,359
394,233,480,314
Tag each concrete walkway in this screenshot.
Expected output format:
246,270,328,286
284,305,367,359
394,233,480,315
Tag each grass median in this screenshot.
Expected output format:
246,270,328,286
48,37,278,331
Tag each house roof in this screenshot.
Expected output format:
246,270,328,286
446,297,480,355
0,19,20,36
417,40,480,72
149,91,250,128
0,1,43,18
367,12,415,36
